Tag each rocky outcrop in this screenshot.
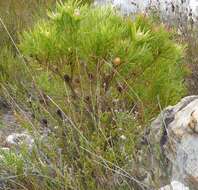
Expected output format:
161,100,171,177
149,96,198,189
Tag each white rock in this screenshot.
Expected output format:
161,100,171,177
160,181,189,190
6,133,34,148
150,96,198,189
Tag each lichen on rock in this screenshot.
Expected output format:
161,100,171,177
149,96,198,189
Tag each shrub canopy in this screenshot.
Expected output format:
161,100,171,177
20,1,186,118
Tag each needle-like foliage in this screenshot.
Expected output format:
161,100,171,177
20,1,186,116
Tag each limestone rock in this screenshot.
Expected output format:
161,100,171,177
6,132,34,148
150,96,198,189
160,181,189,190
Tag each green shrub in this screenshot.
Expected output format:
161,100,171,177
0,1,187,189
20,1,186,118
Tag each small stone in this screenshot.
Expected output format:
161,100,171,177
6,133,34,148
